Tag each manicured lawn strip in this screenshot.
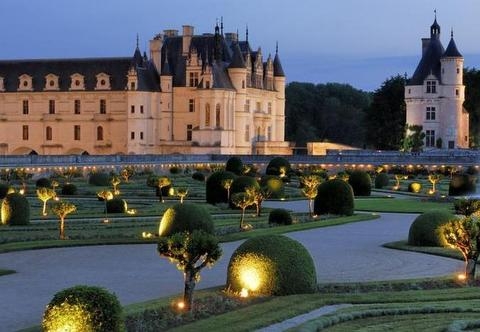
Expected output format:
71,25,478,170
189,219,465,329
383,240,463,261
0,268,15,276
354,198,453,213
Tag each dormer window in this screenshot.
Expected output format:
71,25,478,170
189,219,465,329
95,73,111,90
189,72,199,87
0,76,4,92
18,74,33,91
426,80,437,93
70,73,85,90
44,74,59,91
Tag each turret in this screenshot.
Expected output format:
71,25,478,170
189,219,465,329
441,30,463,86
273,43,285,95
160,54,173,93
227,42,247,91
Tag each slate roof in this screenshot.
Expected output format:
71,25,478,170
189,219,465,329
273,52,285,77
443,37,462,58
228,42,246,69
409,35,445,85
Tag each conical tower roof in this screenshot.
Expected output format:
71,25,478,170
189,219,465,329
228,42,246,69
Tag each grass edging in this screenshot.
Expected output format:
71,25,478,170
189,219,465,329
383,240,463,261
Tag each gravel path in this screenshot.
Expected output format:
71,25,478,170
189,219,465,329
0,201,463,331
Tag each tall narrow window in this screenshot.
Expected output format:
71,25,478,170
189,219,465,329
74,100,81,114
426,106,436,120
97,126,104,141
22,100,29,115
189,72,199,87
425,130,435,147
187,124,193,141
256,101,262,113
100,99,106,114
140,132,144,140
189,99,195,112
49,100,55,114
267,102,272,114
426,81,437,93
245,99,250,112
131,105,135,114
74,125,81,140
267,126,272,141
140,105,144,114
205,103,211,127
130,132,135,140
215,104,221,127
46,126,52,141
245,125,250,142
22,125,29,140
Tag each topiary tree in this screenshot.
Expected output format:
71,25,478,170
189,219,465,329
454,199,480,216
61,183,78,196
348,170,371,196
157,176,172,203
36,177,52,188
97,190,113,222
51,200,76,240
42,285,123,332
266,157,291,179
1,192,30,226
408,182,422,193
408,210,456,247
226,235,317,296
231,192,254,230
88,172,111,186
222,178,234,201
120,166,135,183
268,208,293,225
300,175,322,217
394,174,407,190
106,198,127,214
36,187,56,216
192,171,205,182
314,179,354,216
159,203,214,237
245,186,269,217
374,173,390,189
225,156,244,175
175,187,189,204
428,173,442,194
260,175,284,199
206,171,236,204
230,176,260,196
110,175,121,196
449,174,476,196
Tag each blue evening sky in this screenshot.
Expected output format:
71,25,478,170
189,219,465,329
1,0,480,91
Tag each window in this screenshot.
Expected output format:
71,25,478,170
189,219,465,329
131,105,135,114
140,105,144,114
205,103,211,127
46,126,52,141
130,82,136,90
256,101,262,112
74,125,81,140
426,106,436,120
245,99,250,112
268,102,272,114
100,99,106,114
457,68,460,74
22,100,29,115
426,80,436,93
267,126,272,141
189,72,199,87
70,73,85,90
74,100,81,114
49,100,55,114
95,73,110,90
245,125,250,142
22,125,29,140
456,89,459,96
140,132,144,140
425,130,435,147
215,104,221,127
130,132,135,140
242,80,245,89
97,126,103,141
205,81,210,89
189,99,195,112
187,124,193,141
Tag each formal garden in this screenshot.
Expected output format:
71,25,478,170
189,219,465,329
1,157,480,331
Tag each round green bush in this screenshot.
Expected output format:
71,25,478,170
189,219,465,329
61,183,78,195
226,235,317,296
106,198,127,213
159,203,214,236
449,174,476,196
1,193,30,226
88,172,111,186
206,171,236,204
260,175,284,199
374,173,390,189
169,166,181,174
408,182,422,193
0,182,10,199
314,179,354,216
268,209,293,225
192,171,205,182
36,177,51,188
408,210,457,246
266,157,291,177
348,170,371,196
225,156,244,175
42,285,123,332
231,176,260,195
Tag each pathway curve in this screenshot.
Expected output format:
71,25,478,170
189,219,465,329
0,201,463,331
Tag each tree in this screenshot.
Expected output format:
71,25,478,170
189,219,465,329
120,166,135,183
36,187,56,216
245,186,270,217
97,190,113,222
300,175,322,217
51,200,77,240
464,68,480,147
442,215,480,284
231,192,254,230
222,178,234,201
393,174,407,190
50,180,59,198
158,230,222,311
110,175,121,196
401,124,425,152
157,177,172,203
428,173,442,194
176,188,189,204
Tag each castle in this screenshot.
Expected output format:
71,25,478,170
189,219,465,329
405,16,469,149
0,23,291,155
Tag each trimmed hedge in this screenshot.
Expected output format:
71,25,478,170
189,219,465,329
449,174,476,196
206,171,236,204
266,157,291,177
88,172,111,186
226,235,317,296
42,285,123,332
61,183,78,195
408,210,457,246
314,179,354,216
106,198,127,213
36,177,52,188
268,209,293,225
1,193,30,226
225,156,244,175
159,203,214,236
348,170,371,196
374,173,390,189
260,175,284,199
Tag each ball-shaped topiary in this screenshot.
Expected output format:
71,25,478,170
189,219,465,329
61,183,78,195
206,171,236,204
106,198,127,213
0,182,10,199
231,176,260,195
266,157,291,177
314,179,354,216
348,170,371,196
225,156,244,175
192,171,205,182
1,193,30,225
408,210,457,246
268,209,293,225
408,182,422,193
374,173,390,189
36,177,52,188
226,235,317,296
159,203,214,236
448,174,476,196
260,175,284,199
169,166,181,174
88,172,111,186
42,285,123,332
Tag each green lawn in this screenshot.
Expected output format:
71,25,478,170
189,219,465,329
355,197,453,213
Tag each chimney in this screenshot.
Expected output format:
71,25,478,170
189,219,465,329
163,29,179,37
149,34,163,74
225,32,238,44
182,25,194,56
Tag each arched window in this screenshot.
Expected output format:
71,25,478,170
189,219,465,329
205,103,211,127
215,104,221,127
97,126,104,141
46,126,52,141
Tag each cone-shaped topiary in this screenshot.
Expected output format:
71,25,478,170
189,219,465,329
106,198,127,213
1,193,30,225
374,173,390,189
314,179,354,216
348,170,371,196
226,235,317,296
448,174,476,196
266,157,291,178
408,210,457,246
206,171,236,204
159,203,214,236
225,156,244,175
42,285,123,332
268,208,293,225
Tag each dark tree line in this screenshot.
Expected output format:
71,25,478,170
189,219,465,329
464,68,480,148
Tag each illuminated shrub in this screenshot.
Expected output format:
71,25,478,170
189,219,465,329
206,171,236,204
1,193,30,226
226,156,244,175
348,170,371,196
42,285,123,332
0,182,10,199
226,235,317,296
268,208,293,225
192,171,205,182
374,173,390,189
106,198,127,214
159,203,214,236
314,179,354,216
408,182,422,193
231,176,260,195
61,183,78,195
36,177,51,188
449,174,476,196
88,172,111,186
454,198,480,216
260,175,284,199
266,157,291,178
408,210,457,246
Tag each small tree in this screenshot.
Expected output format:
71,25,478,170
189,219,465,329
36,187,57,216
14,168,30,193
110,175,121,196
401,124,425,152
97,190,113,222
120,166,135,183
245,186,269,217
442,215,480,284
158,177,172,203
51,200,77,240
158,230,222,311
393,174,407,190
231,192,254,230
300,175,322,217
428,173,442,194
222,178,234,201
176,188,189,204
51,180,59,199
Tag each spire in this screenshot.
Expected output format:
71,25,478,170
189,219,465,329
136,33,139,49
430,10,440,38
275,41,278,54
228,42,246,69
273,42,285,77
132,34,143,67
221,16,224,36
161,46,172,76
214,20,222,61
246,25,249,43
443,28,463,58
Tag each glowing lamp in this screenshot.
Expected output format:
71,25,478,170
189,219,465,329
240,267,261,291
240,288,249,298
177,301,185,310
457,273,466,281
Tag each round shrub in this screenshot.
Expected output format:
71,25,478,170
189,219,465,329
408,182,422,193
374,173,390,189
159,203,214,236
61,183,78,195
268,209,293,225
192,171,205,182
88,172,111,186
231,176,260,195
1,193,30,226
169,166,181,174
206,171,236,204
260,175,284,199
449,174,476,196
42,285,123,332
225,156,244,175
408,210,457,246
106,198,127,213
226,235,317,296
314,179,354,216
266,157,291,178
348,170,371,196
36,177,51,188
0,182,10,199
